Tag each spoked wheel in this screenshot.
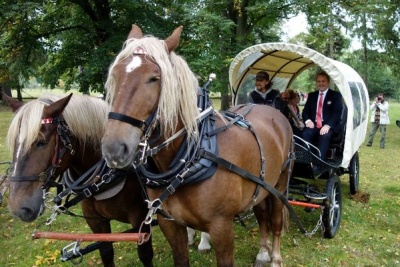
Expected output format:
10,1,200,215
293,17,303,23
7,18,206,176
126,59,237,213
349,151,360,195
322,174,342,238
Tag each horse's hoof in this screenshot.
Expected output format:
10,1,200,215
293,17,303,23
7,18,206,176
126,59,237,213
254,259,268,267
254,252,271,267
198,247,211,253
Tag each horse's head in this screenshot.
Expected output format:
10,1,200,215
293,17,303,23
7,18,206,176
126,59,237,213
6,94,77,222
102,25,199,169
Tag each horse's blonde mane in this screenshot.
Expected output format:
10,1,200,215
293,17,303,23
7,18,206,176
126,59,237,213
105,35,199,139
7,94,109,157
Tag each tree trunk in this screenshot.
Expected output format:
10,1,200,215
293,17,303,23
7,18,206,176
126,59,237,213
0,83,12,102
16,84,23,101
362,11,368,87
220,93,232,111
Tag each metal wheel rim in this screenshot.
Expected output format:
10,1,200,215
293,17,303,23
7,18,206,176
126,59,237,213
350,152,360,193
328,182,341,229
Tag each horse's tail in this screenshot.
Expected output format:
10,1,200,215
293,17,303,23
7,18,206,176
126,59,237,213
282,206,290,234
262,194,289,234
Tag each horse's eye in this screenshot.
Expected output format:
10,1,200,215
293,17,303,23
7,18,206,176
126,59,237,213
148,76,160,83
36,140,48,148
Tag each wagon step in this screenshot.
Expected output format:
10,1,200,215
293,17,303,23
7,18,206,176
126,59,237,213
305,192,327,200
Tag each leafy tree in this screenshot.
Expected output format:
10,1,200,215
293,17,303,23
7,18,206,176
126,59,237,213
2,0,398,105
0,0,179,95
342,49,400,99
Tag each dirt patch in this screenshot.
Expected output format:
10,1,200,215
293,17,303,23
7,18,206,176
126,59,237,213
349,191,370,204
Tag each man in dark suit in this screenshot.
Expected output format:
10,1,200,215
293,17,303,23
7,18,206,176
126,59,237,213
302,72,343,161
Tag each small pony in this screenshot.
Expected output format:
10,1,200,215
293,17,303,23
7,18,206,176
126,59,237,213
4,93,154,267
101,25,294,267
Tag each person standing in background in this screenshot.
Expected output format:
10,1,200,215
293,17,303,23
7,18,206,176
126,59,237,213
366,93,390,148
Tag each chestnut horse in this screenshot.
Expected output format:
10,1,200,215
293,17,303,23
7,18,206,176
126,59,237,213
5,93,153,267
101,25,294,267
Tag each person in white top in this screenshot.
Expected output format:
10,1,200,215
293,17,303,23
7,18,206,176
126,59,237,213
366,93,390,148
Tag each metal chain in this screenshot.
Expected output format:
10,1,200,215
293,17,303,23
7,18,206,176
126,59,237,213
304,209,324,238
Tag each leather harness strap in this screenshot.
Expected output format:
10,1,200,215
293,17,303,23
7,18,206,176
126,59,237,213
198,148,306,234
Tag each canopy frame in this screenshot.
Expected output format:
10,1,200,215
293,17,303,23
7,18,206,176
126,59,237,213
229,43,369,168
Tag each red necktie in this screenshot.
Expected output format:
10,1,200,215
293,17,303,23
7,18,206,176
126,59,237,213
316,93,324,128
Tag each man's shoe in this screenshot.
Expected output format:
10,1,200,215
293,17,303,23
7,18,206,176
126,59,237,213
380,146,385,149
366,143,372,147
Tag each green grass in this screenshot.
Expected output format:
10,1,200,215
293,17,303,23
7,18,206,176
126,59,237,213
0,98,400,266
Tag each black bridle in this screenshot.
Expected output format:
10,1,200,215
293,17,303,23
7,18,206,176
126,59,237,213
9,116,75,189
108,108,158,138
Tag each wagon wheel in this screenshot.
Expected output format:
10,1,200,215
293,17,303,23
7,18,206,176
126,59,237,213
322,174,342,238
348,151,359,195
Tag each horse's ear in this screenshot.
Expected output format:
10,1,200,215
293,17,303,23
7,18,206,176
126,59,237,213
44,93,73,118
127,24,143,40
165,26,183,53
2,92,24,112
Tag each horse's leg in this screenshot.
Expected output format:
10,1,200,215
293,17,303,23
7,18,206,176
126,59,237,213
198,232,211,252
82,202,114,267
208,219,235,267
269,195,285,267
85,218,115,267
187,227,212,252
187,227,196,246
158,216,190,267
137,223,154,267
253,199,273,267
268,166,291,267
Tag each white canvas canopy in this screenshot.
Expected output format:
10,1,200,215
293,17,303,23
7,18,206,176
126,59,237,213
229,43,369,167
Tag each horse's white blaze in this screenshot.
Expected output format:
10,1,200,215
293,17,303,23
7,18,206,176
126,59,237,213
126,56,142,73
13,144,22,175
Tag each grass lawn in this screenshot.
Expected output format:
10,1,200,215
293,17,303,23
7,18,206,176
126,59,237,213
0,94,399,266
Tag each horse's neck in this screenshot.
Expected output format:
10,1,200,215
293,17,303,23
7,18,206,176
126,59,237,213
69,144,102,175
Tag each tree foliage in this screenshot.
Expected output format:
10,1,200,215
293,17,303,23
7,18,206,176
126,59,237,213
0,0,399,100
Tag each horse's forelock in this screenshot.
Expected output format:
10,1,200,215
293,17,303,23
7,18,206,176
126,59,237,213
7,94,108,158
7,100,46,157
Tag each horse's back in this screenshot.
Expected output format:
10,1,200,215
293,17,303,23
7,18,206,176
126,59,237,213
222,104,292,157
207,104,292,208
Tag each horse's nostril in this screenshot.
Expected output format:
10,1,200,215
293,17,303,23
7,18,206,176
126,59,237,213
122,143,129,155
18,207,37,222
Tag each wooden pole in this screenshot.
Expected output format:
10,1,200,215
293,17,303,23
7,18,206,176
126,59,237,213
32,231,150,243
288,200,323,209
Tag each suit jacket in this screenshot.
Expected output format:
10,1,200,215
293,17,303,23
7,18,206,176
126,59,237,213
302,89,343,133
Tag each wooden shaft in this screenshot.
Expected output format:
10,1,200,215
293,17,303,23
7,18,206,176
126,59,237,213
288,200,323,209
32,231,150,243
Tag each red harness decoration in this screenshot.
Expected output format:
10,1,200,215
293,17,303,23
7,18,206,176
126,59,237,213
42,118,54,124
42,117,62,165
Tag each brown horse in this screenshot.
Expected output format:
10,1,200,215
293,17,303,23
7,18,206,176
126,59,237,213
101,25,294,267
4,93,153,267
